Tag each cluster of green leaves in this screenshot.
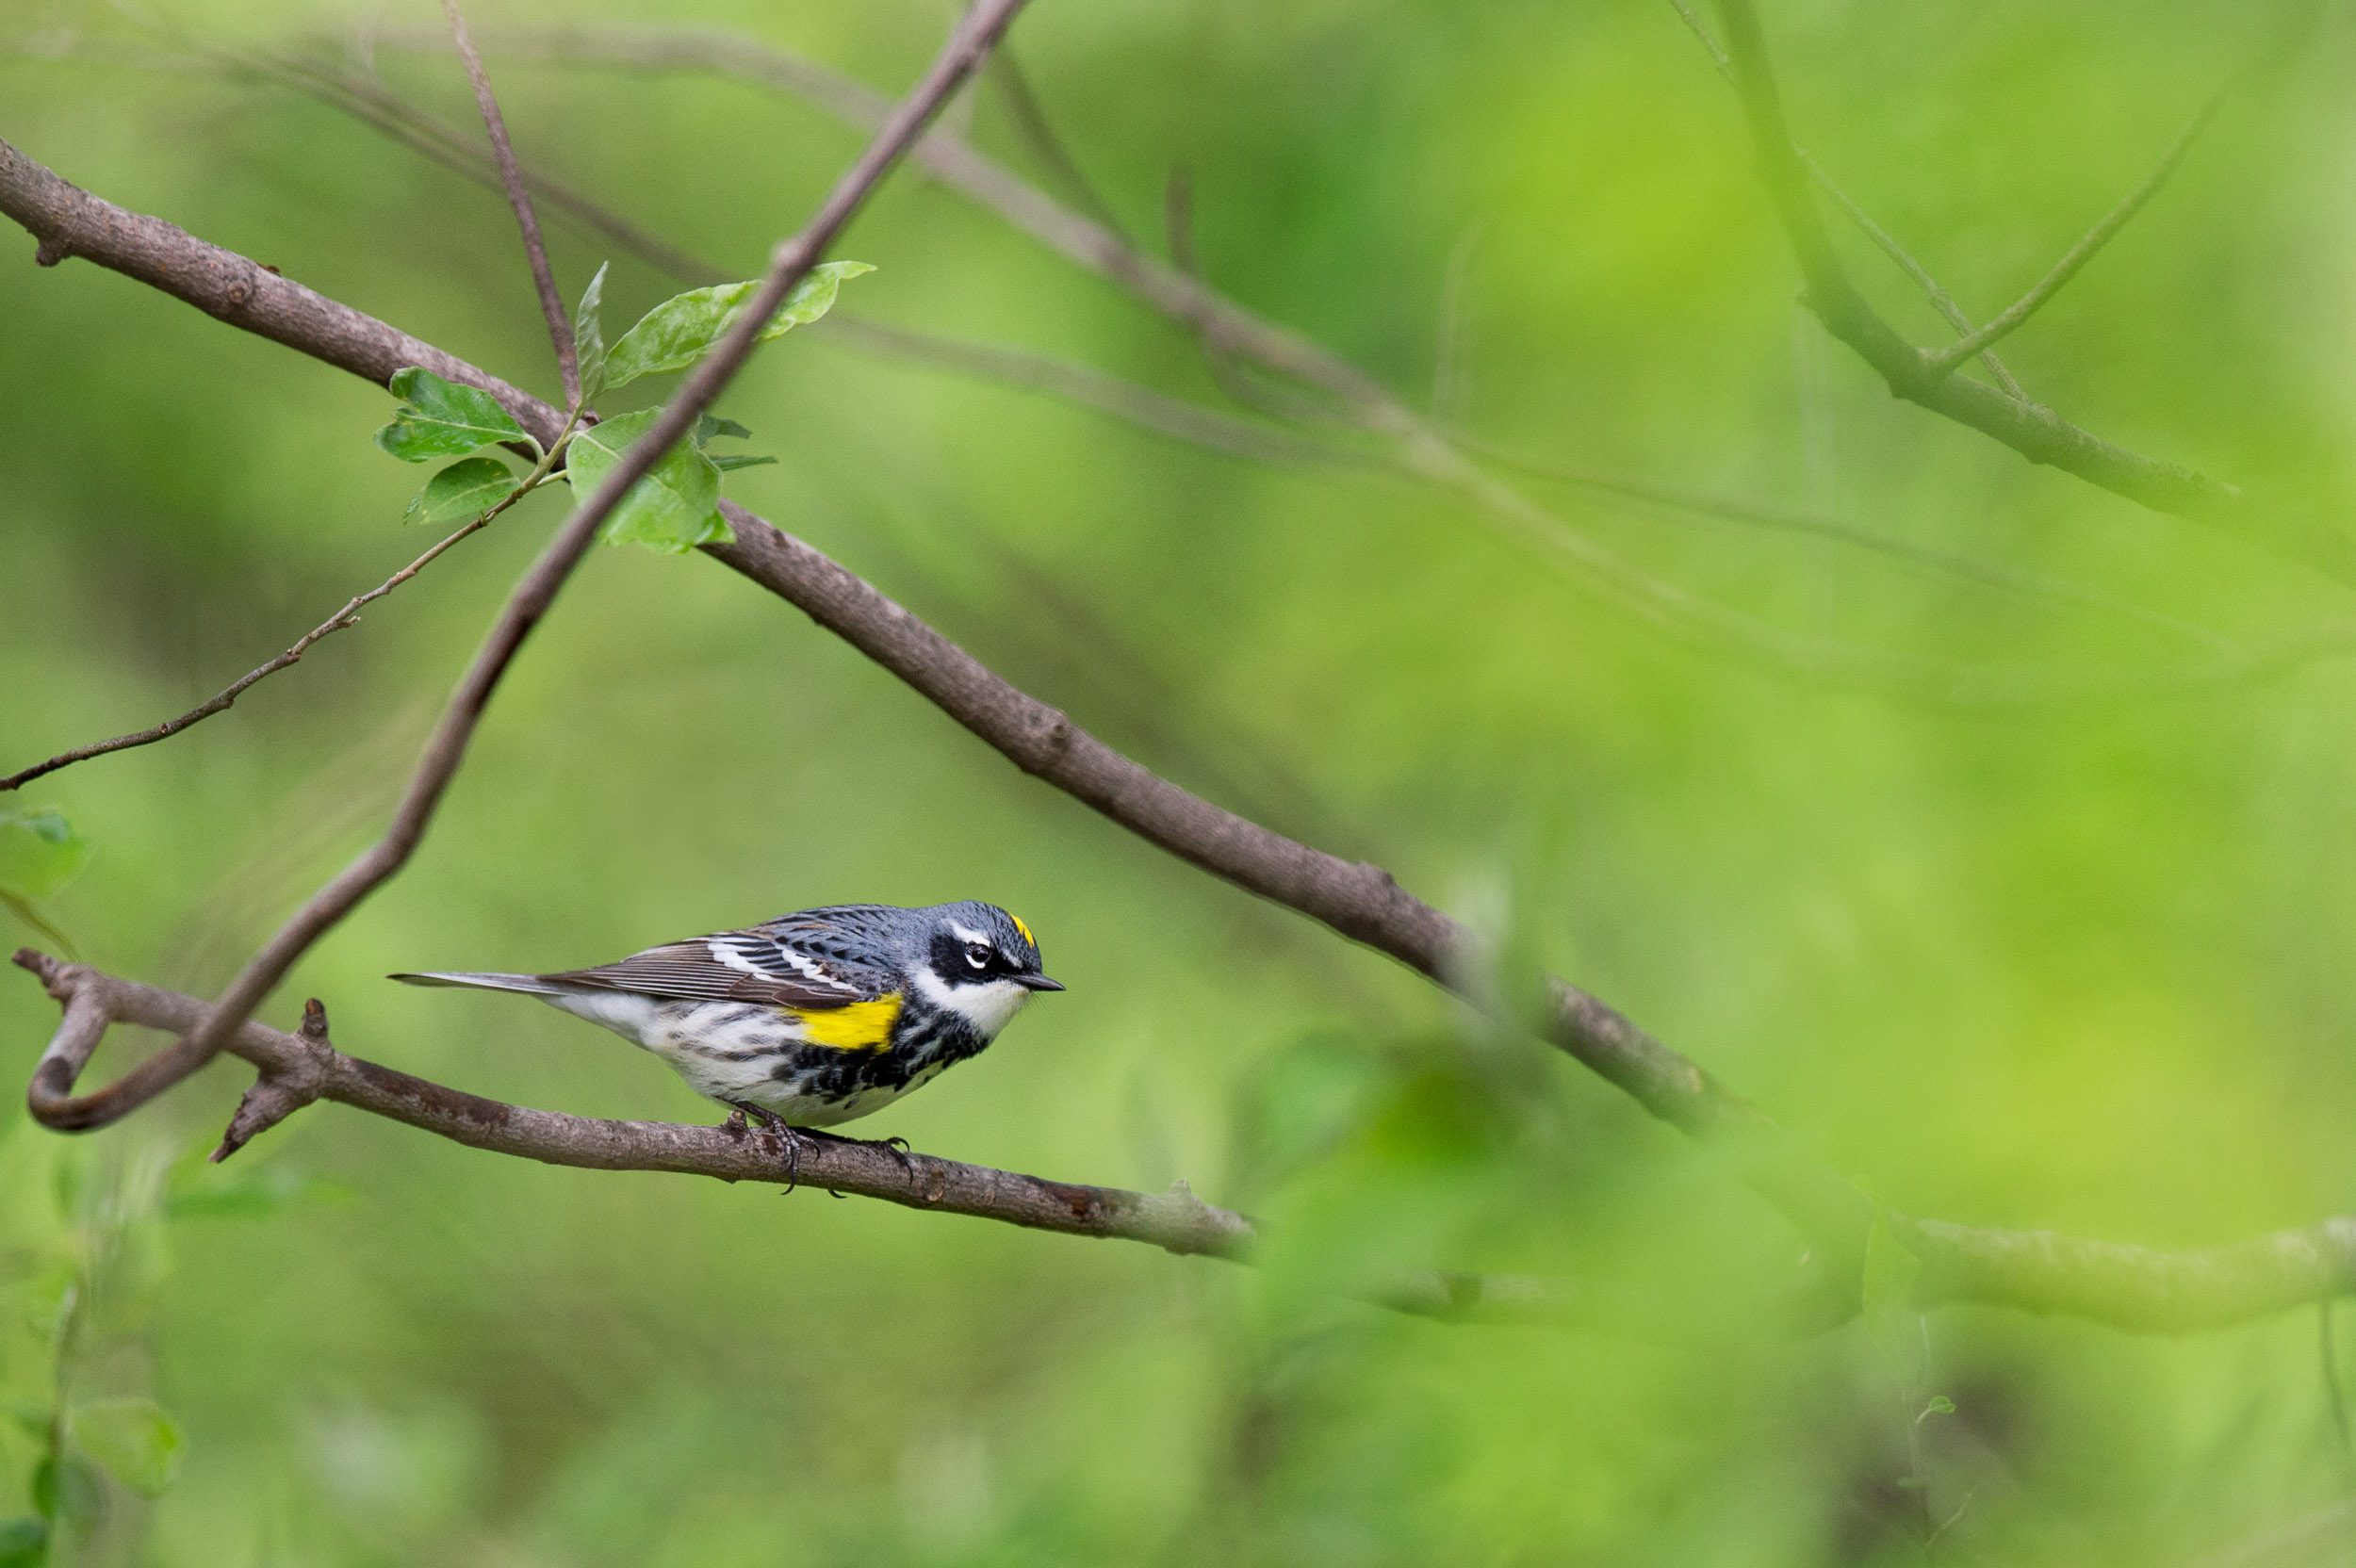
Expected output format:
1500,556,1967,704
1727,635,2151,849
371,260,869,554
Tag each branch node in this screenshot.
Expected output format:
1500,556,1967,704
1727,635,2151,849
211,1001,333,1163
210,1072,319,1163
32,237,68,268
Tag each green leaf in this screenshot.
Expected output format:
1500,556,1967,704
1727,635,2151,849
0,1516,46,1568
0,809,88,902
599,261,874,390
1924,1394,1955,1415
564,410,731,554
709,454,777,473
374,368,532,462
401,457,522,527
574,262,610,400
71,1399,182,1497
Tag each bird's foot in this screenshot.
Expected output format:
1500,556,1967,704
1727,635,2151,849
802,1127,917,1175
723,1101,810,1190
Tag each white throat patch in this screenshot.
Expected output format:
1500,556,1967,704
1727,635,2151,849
910,965,1031,1039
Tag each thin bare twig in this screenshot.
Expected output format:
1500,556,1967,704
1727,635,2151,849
1464,440,2233,649
363,22,2312,682
1922,90,2226,377
254,53,2356,696
987,44,1132,244
440,0,579,404
1816,179,2029,400
243,44,721,284
1,509,503,793
825,315,1379,470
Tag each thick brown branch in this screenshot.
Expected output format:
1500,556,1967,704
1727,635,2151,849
21,947,2355,1332
15,949,1253,1258
440,0,579,405
1,511,495,793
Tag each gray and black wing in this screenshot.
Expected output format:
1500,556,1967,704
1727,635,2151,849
543,927,890,1010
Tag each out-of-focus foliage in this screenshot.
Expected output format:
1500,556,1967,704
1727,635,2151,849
4,0,2356,1562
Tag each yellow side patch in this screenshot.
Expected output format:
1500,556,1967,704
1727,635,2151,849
1010,913,1035,947
789,994,903,1052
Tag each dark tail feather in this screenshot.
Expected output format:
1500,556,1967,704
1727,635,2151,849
387,971,560,995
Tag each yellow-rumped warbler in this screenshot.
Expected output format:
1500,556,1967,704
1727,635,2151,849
391,903,1061,1138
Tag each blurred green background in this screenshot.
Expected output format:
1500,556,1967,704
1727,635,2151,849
6,0,2356,1561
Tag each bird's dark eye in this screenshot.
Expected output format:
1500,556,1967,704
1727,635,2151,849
965,943,991,972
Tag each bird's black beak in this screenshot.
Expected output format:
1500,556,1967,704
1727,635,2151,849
1014,972,1066,992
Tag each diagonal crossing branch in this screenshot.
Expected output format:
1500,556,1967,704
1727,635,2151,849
103,0,1043,1128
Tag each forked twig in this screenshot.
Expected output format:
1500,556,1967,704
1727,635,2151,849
1922,90,2226,376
